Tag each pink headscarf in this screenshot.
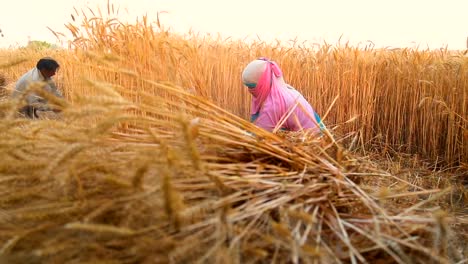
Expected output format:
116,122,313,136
242,58,321,132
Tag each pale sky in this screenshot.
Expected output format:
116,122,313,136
0,0,467,50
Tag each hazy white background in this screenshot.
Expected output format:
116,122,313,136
0,0,467,50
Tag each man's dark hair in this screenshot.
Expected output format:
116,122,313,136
36,57,60,71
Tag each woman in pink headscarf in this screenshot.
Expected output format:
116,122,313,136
242,57,324,133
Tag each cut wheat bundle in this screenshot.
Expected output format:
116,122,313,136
0,79,461,264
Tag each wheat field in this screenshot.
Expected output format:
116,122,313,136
0,5,466,264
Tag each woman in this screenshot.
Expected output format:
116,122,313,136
242,57,324,133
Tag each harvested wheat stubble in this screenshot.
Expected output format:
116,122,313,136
0,80,462,264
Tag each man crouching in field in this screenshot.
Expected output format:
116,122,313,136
11,57,63,119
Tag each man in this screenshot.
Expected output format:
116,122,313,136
11,57,63,118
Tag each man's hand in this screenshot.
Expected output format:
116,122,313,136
29,102,49,112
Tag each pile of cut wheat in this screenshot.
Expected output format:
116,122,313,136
0,80,462,263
